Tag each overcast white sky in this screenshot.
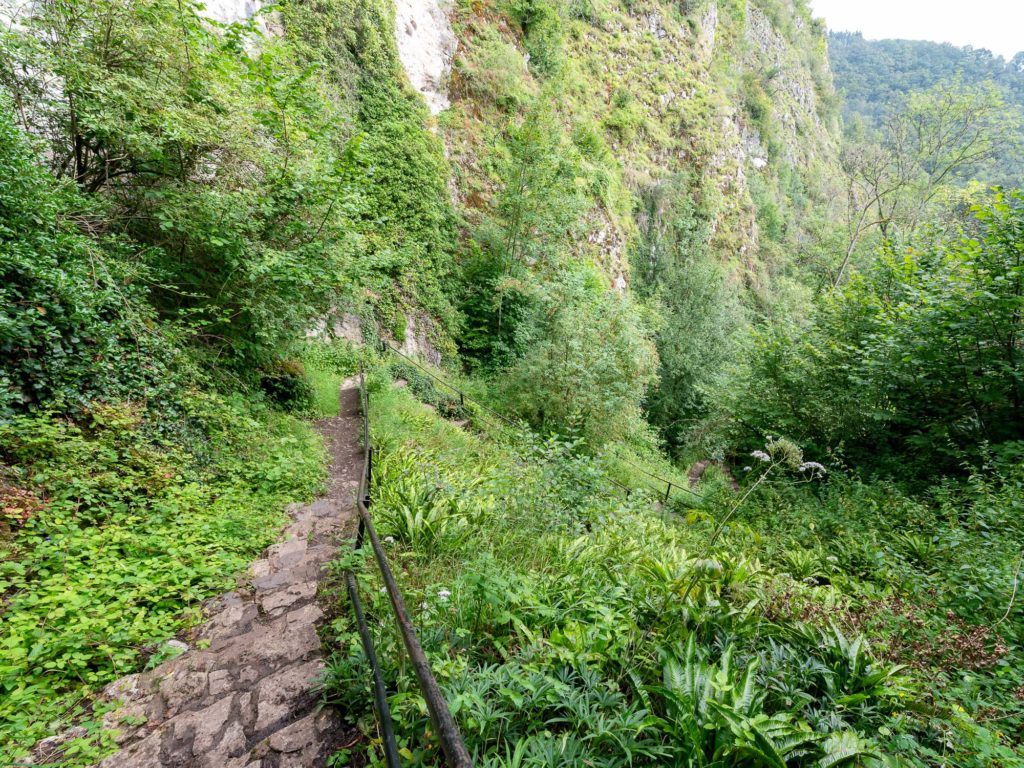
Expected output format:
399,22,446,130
808,0,1024,60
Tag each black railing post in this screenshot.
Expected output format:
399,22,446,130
367,445,373,500
346,570,402,768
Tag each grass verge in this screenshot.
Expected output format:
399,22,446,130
320,374,925,766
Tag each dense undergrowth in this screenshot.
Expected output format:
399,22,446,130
0,393,325,763
2,0,1023,765
0,28,336,757
322,361,1024,767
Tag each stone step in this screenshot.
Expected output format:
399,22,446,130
82,391,364,768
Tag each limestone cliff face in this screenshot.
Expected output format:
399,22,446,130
219,0,840,354
199,0,280,37
391,0,842,284
392,0,457,115
175,0,840,353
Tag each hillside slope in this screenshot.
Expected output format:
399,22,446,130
274,0,847,451
439,0,843,279
265,0,844,349
3,0,1024,764
828,31,1024,126
828,31,1024,185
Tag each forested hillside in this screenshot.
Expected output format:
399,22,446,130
828,32,1024,126
2,0,1023,766
828,32,1024,185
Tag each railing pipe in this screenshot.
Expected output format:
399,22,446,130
355,500,473,767
350,362,473,768
346,564,402,768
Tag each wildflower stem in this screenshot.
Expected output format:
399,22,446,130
997,550,1023,625
679,462,777,605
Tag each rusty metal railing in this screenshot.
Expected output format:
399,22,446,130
345,364,472,768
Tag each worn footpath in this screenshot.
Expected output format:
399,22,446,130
44,382,363,767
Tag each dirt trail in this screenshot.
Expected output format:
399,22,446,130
69,381,362,768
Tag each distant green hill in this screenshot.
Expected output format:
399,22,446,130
828,31,1024,124
828,32,1024,183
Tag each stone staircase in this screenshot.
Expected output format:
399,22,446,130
47,382,365,768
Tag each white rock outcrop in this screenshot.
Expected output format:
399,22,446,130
201,0,261,24
393,0,456,115
399,314,443,366
199,0,280,37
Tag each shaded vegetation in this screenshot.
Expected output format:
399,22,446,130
2,0,1023,765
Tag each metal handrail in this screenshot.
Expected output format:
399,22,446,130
347,365,473,768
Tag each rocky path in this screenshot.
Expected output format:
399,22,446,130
79,382,362,768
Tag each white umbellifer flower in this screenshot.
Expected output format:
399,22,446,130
743,466,752,472
799,461,826,474
751,450,771,463
437,589,452,602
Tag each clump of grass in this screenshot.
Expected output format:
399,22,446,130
306,364,342,417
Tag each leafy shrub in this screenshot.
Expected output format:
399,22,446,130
0,103,177,416
259,359,315,411
506,0,565,77
303,339,362,378
0,396,324,759
502,268,659,447
390,361,468,419
741,71,776,131
724,191,1024,480
603,88,645,144
0,0,358,372
571,120,612,161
